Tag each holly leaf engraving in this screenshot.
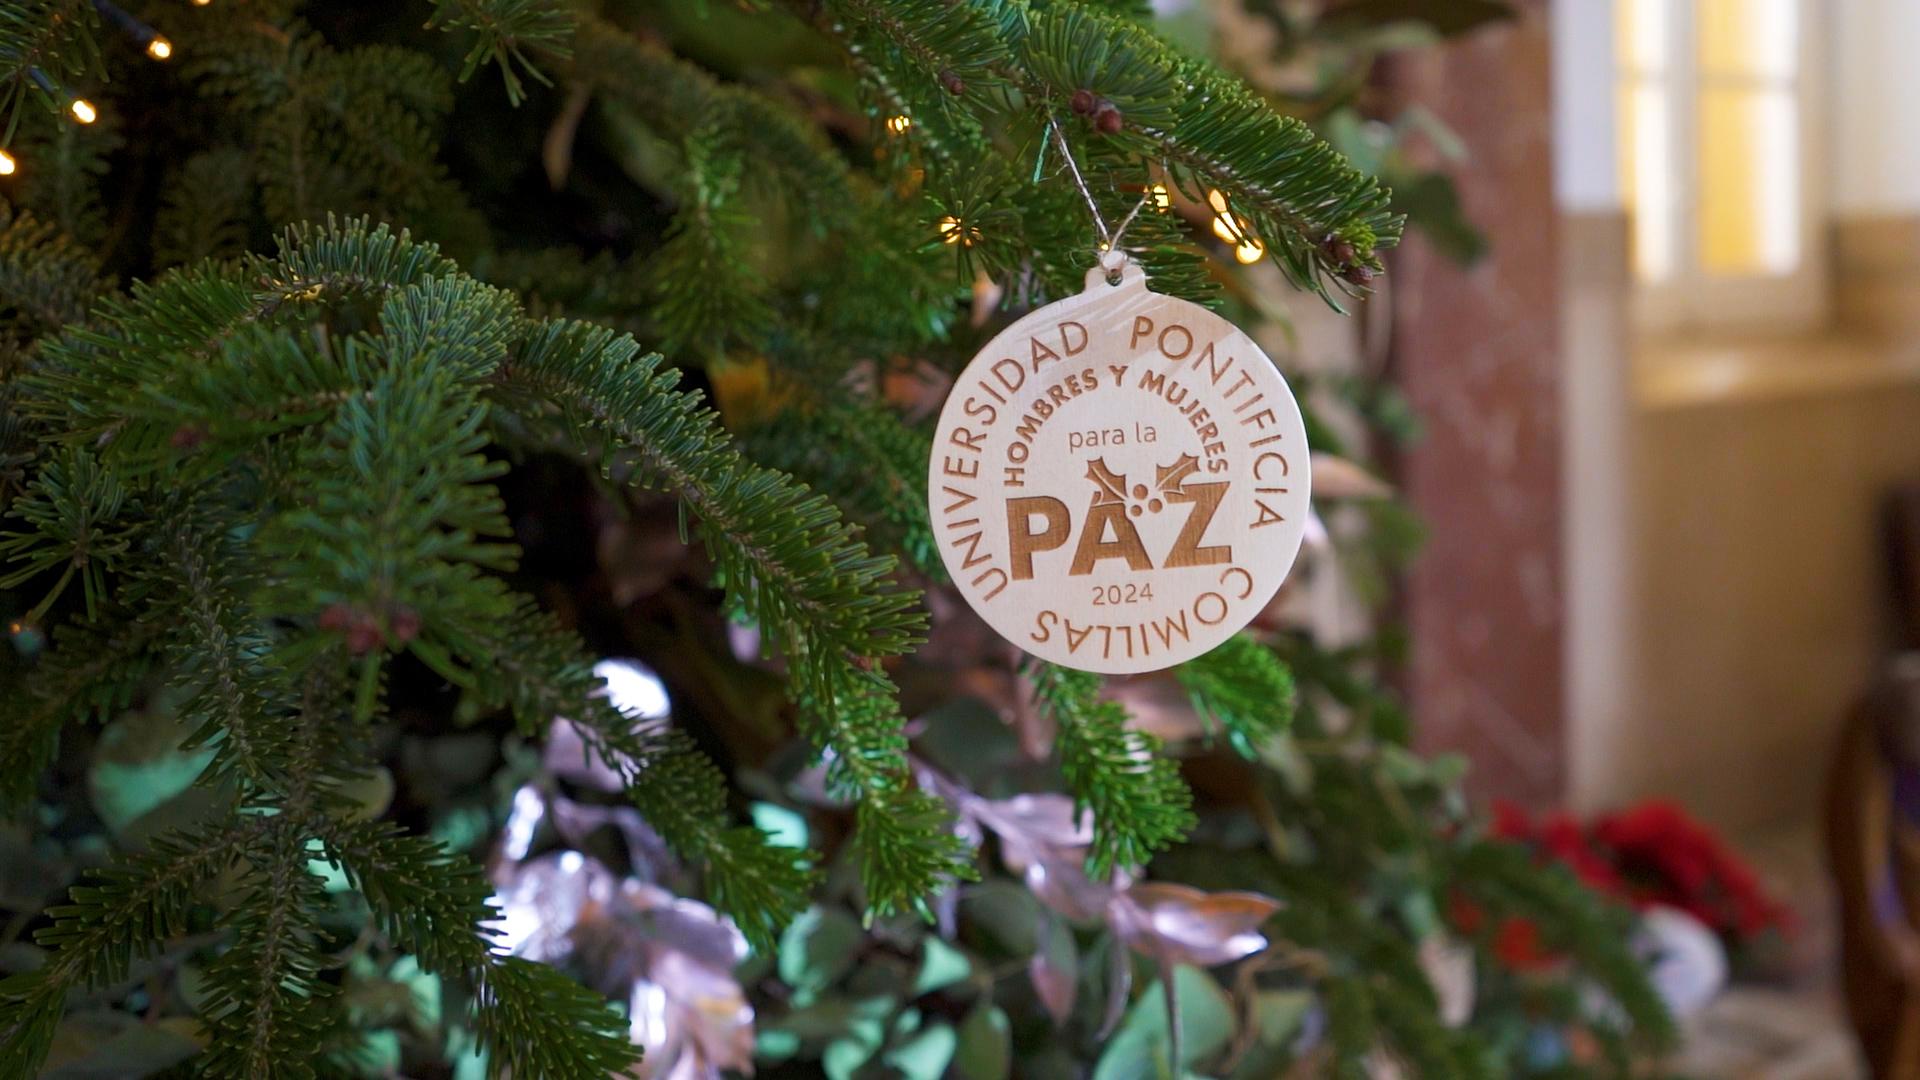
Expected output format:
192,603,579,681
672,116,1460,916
1086,458,1130,506
1155,453,1200,498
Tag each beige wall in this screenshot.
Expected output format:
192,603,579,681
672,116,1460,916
1620,377,1920,831
1562,215,1920,833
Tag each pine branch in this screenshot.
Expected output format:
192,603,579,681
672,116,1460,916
24,261,260,446
496,319,925,675
1024,660,1194,874
454,595,818,951
854,785,979,918
795,666,978,915
0,445,131,619
426,0,575,106
147,504,290,788
174,16,484,248
478,958,638,1078
497,321,975,908
567,17,855,225
154,148,256,268
794,0,1402,302
195,823,335,1079
0,600,159,808
262,216,459,307
743,393,942,578
642,123,777,356
318,819,640,1076
1177,632,1297,757
0,1,98,146
0,821,245,1078
195,688,345,1080
1021,6,1401,298
7,108,119,248
1449,841,1677,1049
0,199,106,345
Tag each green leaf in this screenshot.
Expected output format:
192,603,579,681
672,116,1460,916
884,1021,957,1080
959,881,1041,959
752,801,810,850
41,1011,201,1080
913,937,973,996
778,907,864,996
1092,965,1235,1080
954,1002,1011,1080
87,711,216,840
1225,991,1315,1080
824,1032,880,1080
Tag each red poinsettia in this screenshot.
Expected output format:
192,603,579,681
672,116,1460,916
1590,801,1792,939
1490,799,1792,945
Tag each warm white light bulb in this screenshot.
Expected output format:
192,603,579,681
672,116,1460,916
147,38,172,61
1234,237,1266,265
69,99,97,124
0,150,15,176
885,114,912,135
1150,182,1170,211
938,215,968,245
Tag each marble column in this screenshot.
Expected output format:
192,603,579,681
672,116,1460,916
1384,2,1566,806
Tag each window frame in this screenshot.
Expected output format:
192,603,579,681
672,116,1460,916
1620,0,1827,335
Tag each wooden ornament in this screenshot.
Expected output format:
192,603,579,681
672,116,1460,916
929,256,1311,674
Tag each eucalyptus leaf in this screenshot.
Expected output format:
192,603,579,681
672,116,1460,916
1092,965,1235,1080
823,1035,878,1080
954,1001,1011,1080
41,1012,201,1079
912,698,1025,793
959,880,1041,958
1225,991,1315,1080
779,906,863,995
88,710,214,838
752,800,810,850
883,1021,957,1080
913,935,974,996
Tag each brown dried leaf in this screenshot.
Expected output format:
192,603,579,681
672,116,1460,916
1109,882,1281,967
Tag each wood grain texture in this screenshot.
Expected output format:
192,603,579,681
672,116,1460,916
930,259,1311,673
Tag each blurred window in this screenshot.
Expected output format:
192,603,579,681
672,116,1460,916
1617,0,1823,331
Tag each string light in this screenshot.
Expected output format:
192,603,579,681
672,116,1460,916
1205,186,1261,254
1149,182,1170,211
0,150,14,176
92,1,172,58
937,215,975,247
884,114,912,135
69,99,98,124
193,0,211,4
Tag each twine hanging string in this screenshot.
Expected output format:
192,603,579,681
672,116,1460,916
1046,115,1152,279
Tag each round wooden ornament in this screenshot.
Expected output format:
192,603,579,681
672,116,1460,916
929,254,1311,674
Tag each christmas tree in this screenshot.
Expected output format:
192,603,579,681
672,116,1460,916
0,1,1672,1077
